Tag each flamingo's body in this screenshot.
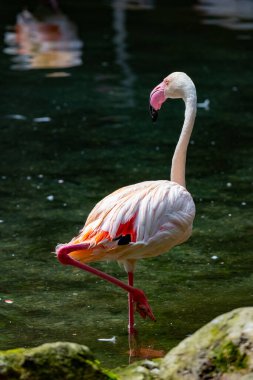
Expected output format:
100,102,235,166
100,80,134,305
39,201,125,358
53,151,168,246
61,180,195,269
56,72,197,334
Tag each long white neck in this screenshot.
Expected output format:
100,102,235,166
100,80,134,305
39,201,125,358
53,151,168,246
170,94,197,188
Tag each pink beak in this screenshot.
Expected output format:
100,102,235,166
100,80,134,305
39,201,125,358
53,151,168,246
149,82,166,122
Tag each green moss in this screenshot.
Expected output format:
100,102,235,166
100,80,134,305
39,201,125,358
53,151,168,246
102,368,119,380
85,359,119,379
0,342,118,380
0,348,25,355
0,348,25,379
212,341,248,372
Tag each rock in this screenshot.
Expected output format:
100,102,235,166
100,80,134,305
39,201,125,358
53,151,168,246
0,341,115,380
114,358,161,380
159,307,253,379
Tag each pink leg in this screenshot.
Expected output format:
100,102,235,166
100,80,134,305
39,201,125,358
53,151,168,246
128,272,136,335
56,244,155,321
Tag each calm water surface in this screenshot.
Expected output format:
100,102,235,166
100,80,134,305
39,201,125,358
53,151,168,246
0,0,253,368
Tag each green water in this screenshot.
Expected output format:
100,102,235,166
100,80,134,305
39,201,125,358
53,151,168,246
0,0,253,368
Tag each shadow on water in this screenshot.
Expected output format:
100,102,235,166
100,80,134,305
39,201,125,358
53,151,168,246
0,0,253,368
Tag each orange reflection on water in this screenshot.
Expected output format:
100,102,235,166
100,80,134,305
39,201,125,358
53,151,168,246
4,9,83,70
129,346,165,359
128,333,165,363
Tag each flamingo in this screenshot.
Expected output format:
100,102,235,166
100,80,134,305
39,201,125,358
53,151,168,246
56,72,197,335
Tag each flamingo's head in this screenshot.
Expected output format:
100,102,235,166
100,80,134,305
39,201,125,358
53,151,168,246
149,72,196,122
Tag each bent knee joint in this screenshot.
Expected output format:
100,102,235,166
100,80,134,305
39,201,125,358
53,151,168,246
56,245,73,265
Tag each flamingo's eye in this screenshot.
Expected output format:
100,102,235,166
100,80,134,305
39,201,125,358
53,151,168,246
164,79,169,86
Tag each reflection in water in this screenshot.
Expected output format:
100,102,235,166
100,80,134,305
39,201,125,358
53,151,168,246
111,0,154,107
4,8,83,70
195,0,253,31
128,333,165,364
112,0,154,10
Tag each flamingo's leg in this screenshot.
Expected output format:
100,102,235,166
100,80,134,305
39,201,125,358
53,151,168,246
57,244,156,321
128,271,137,335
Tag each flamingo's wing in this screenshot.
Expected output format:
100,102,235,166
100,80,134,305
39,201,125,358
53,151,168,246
62,180,195,263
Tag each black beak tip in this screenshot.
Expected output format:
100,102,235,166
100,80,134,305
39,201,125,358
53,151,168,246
149,105,158,122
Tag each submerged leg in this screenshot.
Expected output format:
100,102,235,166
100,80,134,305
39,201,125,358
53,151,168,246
56,244,155,321
128,272,136,335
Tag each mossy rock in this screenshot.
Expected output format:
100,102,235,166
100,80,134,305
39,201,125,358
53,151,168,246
159,307,253,379
2,308,253,380
114,358,161,380
0,341,116,380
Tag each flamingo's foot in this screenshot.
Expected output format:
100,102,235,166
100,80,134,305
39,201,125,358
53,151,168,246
132,288,156,321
